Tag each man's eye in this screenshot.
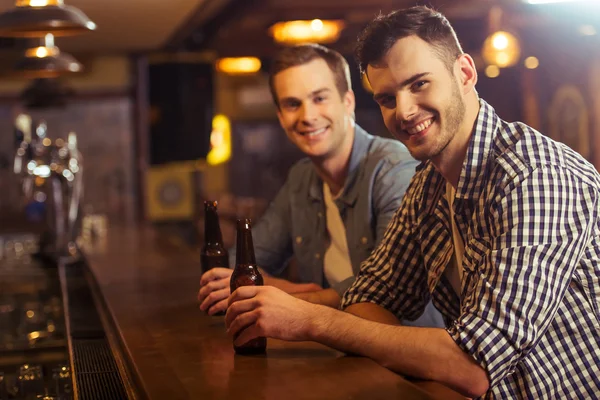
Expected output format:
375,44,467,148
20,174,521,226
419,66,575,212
314,96,325,103
412,81,428,91
283,101,300,109
378,96,395,108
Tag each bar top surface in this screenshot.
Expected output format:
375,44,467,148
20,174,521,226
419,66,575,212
84,225,464,400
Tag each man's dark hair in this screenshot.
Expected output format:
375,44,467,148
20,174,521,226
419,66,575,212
355,6,463,74
269,44,352,108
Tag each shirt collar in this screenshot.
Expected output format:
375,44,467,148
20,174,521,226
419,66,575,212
418,99,501,216
308,124,370,206
455,99,501,201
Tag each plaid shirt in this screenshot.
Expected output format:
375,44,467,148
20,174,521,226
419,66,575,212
342,100,600,399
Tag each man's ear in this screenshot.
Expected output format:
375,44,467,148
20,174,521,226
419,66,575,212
456,54,478,94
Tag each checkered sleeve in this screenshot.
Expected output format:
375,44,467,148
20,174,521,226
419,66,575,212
447,164,599,387
341,173,431,320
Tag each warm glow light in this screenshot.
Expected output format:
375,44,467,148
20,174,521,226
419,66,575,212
492,34,509,50
579,25,597,36
311,19,323,31
17,0,61,6
216,57,261,75
496,53,510,66
42,137,51,146
482,31,521,68
36,47,48,58
28,331,41,340
207,114,231,166
485,65,501,78
524,56,540,69
25,46,59,58
270,19,345,45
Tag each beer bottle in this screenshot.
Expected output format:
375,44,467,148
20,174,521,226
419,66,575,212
230,218,266,355
201,200,229,274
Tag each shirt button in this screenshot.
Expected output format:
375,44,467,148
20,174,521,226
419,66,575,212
317,212,323,218
361,236,368,245
315,253,321,259
569,279,578,289
296,236,303,244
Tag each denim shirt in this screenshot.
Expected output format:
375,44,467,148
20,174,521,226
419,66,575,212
232,125,418,295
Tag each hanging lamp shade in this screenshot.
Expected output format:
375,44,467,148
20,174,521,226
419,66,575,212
0,0,96,38
14,33,82,78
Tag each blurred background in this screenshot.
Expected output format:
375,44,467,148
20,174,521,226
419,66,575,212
0,0,597,250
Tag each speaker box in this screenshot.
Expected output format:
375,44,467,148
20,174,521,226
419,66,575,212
148,62,214,165
145,163,194,221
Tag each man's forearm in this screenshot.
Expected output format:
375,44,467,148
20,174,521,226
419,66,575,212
262,273,322,294
306,304,490,398
345,302,401,325
294,288,341,308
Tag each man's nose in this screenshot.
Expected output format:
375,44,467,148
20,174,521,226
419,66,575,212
300,102,318,123
395,93,417,123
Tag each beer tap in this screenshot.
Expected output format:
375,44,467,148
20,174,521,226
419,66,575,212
12,118,84,261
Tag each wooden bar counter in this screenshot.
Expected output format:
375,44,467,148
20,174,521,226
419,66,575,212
83,225,464,400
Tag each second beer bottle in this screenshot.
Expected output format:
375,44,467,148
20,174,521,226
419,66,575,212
230,218,266,355
201,200,229,274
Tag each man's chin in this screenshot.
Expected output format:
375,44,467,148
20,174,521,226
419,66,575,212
407,145,436,162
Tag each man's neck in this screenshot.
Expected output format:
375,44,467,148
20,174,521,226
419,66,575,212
314,125,355,196
433,96,480,188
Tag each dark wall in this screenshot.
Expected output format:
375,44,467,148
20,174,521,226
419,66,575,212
148,62,214,165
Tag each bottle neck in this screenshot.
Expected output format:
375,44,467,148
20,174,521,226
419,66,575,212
204,208,224,246
235,221,256,265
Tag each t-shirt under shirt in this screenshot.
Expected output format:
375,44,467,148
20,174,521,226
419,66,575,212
323,181,465,293
323,182,354,287
445,181,465,297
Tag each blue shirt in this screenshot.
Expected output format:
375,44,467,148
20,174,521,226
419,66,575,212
342,100,600,399
235,125,443,327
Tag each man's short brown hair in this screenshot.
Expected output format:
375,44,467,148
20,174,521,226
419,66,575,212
269,44,352,108
355,6,463,75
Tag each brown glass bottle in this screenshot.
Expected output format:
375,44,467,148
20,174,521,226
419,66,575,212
230,218,266,355
201,200,229,274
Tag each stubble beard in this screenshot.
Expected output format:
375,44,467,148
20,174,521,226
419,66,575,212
412,79,466,162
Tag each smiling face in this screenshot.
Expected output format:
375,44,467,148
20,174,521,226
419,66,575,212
367,35,468,164
273,58,355,162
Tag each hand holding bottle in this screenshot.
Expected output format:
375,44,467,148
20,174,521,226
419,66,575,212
198,267,233,315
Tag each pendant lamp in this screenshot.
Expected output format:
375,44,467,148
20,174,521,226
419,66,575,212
0,0,96,37
14,33,82,78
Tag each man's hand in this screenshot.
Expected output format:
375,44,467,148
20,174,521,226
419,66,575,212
198,267,232,315
225,286,317,345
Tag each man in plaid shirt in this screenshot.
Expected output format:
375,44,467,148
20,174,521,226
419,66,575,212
226,6,600,398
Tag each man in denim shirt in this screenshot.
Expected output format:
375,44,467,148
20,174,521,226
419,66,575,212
198,44,442,327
